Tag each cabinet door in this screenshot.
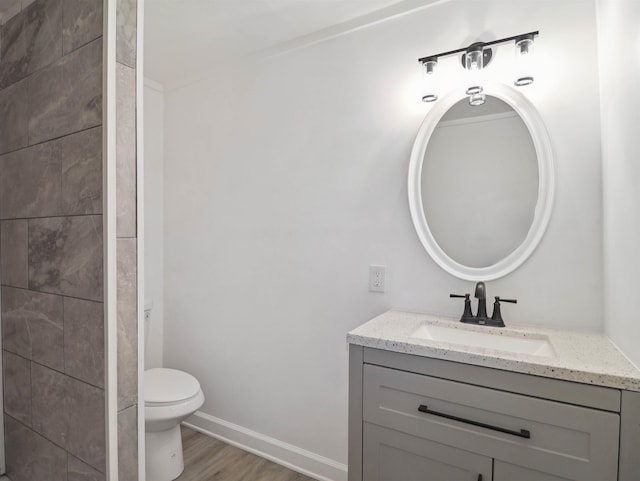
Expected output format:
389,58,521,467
494,461,572,481
363,423,491,481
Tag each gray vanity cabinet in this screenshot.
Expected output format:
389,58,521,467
349,346,638,481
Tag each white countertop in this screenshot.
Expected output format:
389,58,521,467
347,310,640,392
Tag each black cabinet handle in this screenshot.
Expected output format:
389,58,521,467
418,404,531,439
477,475,483,481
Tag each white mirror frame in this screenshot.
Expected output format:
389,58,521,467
408,82,555,281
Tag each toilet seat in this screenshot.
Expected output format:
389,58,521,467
145,368,201,406
146,390,203,408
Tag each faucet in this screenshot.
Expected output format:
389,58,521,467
474,281,488,319
450,282,517,327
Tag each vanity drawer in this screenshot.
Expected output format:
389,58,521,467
363,364,620,480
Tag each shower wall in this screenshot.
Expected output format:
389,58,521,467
0,0,106,479
0,0,140,480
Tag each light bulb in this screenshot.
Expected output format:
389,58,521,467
423,58,437,76
465,48,484,71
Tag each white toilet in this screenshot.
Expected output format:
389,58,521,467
145,367,205,481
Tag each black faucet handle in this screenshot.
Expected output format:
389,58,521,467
450,293,474,322
450,293,470,299
490,296,517,327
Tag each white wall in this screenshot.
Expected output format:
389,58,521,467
161,0,603,475
598,0,640,368
143,80,165,368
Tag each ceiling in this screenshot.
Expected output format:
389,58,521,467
144,0,413,87
0,0,437,87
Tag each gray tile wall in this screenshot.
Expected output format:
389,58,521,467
5,414,67,481
115,0,139,478
0,1,107,480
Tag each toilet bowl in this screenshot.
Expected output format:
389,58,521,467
145,368,205,481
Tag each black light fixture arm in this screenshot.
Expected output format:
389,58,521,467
418,30,539,64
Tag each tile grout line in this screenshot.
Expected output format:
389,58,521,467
1,212,104,223
1,348,106,392
0,124,104,159
0,284,104,306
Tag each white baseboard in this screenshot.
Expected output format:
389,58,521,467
183,411,348,481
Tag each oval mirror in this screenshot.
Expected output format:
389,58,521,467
408,84,554,281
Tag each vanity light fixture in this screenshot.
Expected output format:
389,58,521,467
419,31,539,105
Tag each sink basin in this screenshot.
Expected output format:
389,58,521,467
410,324,555,358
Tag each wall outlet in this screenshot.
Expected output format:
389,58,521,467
369,265,386,293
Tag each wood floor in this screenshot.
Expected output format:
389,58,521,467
178,426,317,481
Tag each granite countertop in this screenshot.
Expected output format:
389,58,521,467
347,310,640,392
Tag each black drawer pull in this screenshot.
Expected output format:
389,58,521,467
418,404,531,439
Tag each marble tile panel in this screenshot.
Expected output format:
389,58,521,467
64,297,104,388
28,38,102,145
30,364,106,472
1,1,23,25
118,405,138,481
0,0,63,88
0,220,28,288
0,78,29,154
31,362,68,447
63,0,103,54
5,414,67,481
66,375,106,472
28,215,103,302
0,140,62,219
68,455,106,481
117,238,137,410
61,126,102,215
116,63,137,238
23,0,64,75
1,286,64,370
0,11,28,89
116,0,137,68
3,351,31,425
